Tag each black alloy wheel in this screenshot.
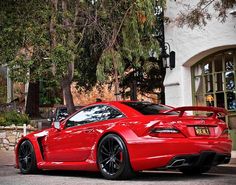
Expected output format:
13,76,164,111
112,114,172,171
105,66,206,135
97,134,133,180
18,140,38,174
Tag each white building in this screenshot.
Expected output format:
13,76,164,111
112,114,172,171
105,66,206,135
165,0,236,152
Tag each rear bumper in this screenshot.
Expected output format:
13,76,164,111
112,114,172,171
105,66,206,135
166,151,231,169
127,137,232,171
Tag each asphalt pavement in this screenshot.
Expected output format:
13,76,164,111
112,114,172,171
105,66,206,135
0,149,236,174
1,150,236,185
0,150,15,166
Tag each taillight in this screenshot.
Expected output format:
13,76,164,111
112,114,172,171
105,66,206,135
220,129,230,138
150,128,185,138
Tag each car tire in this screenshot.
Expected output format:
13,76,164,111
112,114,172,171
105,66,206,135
180,166,211,175
97,134,134,180
18,140,39,174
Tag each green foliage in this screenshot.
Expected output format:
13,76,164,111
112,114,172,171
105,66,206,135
40,96,62,106
0,0,78,110
176,0,236,28
50,44,74,80
0,0,51,82
92,0,160,89
0,111,30,126
97,49,124,82
1,0,234,103
0,0,163,101
8,57,31,83
121,0,159,67
0,75,7,104
39,79,62,106
0,0,77,82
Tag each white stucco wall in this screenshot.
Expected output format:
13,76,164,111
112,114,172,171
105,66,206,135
164,0,236,107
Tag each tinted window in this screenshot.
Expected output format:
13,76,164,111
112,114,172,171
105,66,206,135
100,106,124,120
122,102,178,115
54,106,84,122
66,105,124,128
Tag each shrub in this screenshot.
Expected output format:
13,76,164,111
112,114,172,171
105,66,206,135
0,116,6,126
0,111,30,126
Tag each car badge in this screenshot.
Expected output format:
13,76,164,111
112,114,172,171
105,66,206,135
200,120,205,124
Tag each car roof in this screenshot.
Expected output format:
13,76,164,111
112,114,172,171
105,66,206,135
80,101,144,118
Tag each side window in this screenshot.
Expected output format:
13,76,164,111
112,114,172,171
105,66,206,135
65,105,124,128
101,106,124,120
66,106,102,128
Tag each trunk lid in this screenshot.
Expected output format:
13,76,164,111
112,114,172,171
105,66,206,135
163,106,228,138
171,116,225,138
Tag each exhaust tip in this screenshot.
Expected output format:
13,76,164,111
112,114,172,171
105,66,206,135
167,159,186,168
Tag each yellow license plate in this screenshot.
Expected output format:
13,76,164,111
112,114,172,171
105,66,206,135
194,126,210,136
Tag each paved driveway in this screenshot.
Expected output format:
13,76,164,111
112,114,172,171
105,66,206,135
1,166,236,185
1,150,236,185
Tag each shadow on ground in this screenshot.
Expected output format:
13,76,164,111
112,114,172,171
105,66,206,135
1,164,235,181
17,169,228,181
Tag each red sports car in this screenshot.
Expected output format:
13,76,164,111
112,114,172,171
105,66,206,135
15,101,232,180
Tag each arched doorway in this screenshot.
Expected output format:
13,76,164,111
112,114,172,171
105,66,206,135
191,49,236,150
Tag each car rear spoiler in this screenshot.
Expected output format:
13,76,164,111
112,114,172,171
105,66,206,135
165,106,228,118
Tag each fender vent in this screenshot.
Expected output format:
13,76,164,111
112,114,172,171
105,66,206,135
37,137,45,160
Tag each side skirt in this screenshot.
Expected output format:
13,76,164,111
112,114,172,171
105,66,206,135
37,161,99,172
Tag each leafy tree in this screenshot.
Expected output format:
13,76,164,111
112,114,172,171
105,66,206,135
175,0,236,28
0,0,166,109
84,0,160,100
0,0,83,115
77,0,236,102
0,0,51,117
48,0,81,114
3,0,217,113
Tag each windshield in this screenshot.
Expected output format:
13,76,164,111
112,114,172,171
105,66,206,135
122,102,178,115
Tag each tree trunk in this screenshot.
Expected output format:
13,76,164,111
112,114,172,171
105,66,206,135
61,0,76,114
112,51,120,101
25,81,40,118
62,79,75,114
114,67,120,101
130,79,137,101
49,0,76,114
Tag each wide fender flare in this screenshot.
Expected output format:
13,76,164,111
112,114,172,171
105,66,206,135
94,124,140,161
15,133,44,168
110,125,140,142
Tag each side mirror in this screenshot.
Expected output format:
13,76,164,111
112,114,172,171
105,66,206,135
53,121,61,130
47,118,55,122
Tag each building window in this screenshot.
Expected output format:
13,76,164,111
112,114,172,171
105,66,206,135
192,49,236,112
